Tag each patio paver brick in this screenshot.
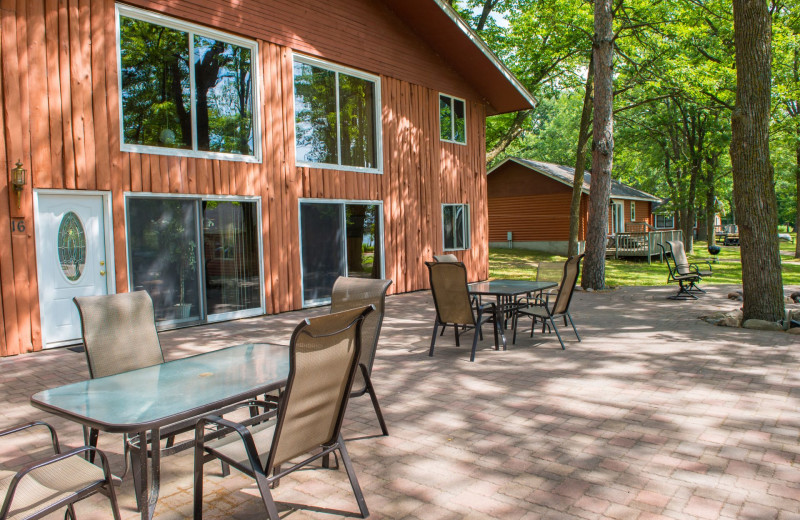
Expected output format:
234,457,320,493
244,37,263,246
1,283,799,519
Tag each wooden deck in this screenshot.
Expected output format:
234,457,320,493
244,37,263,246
607,230,684,263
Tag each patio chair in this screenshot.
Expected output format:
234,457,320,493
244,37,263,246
330,276,393,436
425,261,498,362
433,254,459,262
73,291,232,505
193,306,374,520
512,254,584,349
658,240,711,300
0,421,121,520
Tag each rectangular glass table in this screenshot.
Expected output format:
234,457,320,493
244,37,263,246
468,280,558,348
31,342,289,520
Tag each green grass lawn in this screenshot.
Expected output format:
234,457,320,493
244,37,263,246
489,233,800,287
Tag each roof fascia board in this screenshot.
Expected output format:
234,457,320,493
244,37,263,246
430,0,536,110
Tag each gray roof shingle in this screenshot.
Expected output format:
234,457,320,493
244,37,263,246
490,158,661,202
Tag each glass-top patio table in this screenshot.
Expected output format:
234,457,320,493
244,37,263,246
468,280,558,348
30,342,289,520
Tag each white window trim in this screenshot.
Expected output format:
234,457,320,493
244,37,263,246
293,54,383,174
439,93,467,145
655,214,675,229
442,203,470,251
297,198,385,308
116,4,262,163
630,202,636,221
123,192,266,327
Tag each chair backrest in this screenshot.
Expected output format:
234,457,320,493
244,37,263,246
535,261,564,286
433,254,459,262
666,240,691,275
73,291,164,379
425,261,475,326
330,276,392,392
552,254,584,316
267,306,373,469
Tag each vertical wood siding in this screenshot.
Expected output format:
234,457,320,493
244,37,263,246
0,0,489,355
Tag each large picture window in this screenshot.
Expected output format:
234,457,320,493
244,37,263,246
439,94,466,144
117,5,259,160
442,204,470,251
293,56,381,172
126,195,263,324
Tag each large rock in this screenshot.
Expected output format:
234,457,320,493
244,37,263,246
788,327,800,335
742,319,784,332
789,291,800,303
701,310,742,328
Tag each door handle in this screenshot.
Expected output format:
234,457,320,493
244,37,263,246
100,271,106,276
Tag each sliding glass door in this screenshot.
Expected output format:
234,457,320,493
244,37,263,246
300,200,382,306
126,196,263,325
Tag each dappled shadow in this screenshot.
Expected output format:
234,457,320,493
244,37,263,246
2,283,800,518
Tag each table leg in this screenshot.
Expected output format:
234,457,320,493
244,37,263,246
494,296,507,350
133,428,161,520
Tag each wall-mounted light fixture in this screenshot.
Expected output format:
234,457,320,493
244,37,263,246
11,160,26,209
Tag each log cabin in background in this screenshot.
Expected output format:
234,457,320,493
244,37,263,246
0,0,534,355
487,158,660,254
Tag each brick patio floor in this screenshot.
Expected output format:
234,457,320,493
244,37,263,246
2,284,799,519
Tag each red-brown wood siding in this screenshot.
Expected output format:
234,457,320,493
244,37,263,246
487,162,587,244
0,0,489,355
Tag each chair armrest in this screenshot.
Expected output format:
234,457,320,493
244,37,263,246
3,445,116,508
0,421,60,454
195,415,264,473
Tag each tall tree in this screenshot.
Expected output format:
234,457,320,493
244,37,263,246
582,0,614,289
730,0,784,321
568,54,594,258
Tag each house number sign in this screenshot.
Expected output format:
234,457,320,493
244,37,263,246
10,218,25,234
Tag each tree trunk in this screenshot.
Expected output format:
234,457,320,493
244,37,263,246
795,121,800,258
582,0,614,290
568,55,594,258
705,158,717,247
730,0,784,322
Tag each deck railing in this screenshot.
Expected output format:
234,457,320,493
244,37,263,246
609,230,684,264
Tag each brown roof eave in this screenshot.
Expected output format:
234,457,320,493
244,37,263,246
379,0,535,115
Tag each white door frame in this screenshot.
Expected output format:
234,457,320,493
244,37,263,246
33,189,116,347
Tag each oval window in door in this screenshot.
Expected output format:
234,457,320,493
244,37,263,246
57,211,87,282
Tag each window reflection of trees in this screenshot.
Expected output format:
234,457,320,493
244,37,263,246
120,16,254,156
294,61,377,169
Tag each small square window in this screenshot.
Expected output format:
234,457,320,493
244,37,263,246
442,204,470,250
439,94,466,144
655,214,674,229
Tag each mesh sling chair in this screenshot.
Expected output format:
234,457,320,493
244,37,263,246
330,276,393,436
432,254,459,262
512,254,584,349
658,240,712,300
0,421,120,520
73,291,231,507
425,261,498,362
193,306,374,520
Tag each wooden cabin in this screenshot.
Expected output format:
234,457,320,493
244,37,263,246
487,158,660,254
0,0,534,355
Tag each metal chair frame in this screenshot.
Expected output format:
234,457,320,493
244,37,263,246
193,307,373,520
658,242,710,300
512,254,584,349
425,261,499,362
330,276,393,436
0,421,121,520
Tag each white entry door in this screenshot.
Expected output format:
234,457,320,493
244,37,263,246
35,193,112,348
